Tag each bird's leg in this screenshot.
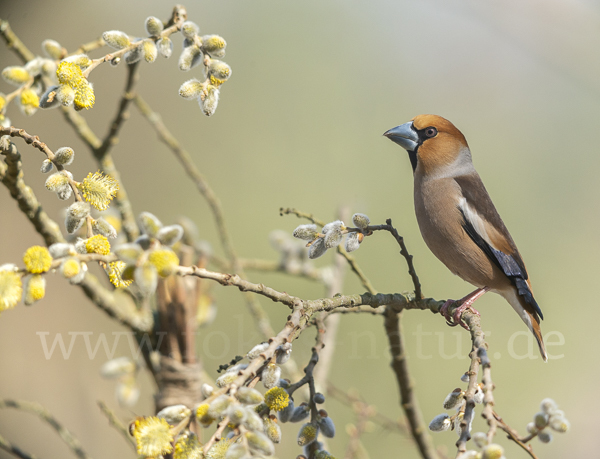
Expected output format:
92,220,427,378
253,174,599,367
441,287,490,330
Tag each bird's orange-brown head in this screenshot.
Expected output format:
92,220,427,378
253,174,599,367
384,114,469,175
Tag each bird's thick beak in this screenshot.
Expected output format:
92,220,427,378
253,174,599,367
383,122,418,151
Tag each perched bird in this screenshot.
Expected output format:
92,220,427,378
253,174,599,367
384,115,547,361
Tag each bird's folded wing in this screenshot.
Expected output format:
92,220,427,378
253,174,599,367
454,175,543,320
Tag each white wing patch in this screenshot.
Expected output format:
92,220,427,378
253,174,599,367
458,197,495,248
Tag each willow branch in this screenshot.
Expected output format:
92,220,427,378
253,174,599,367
0,19,35,63
493,412,539,459
0,434,38,459
279,207,377,293
0,400,93,459
385,307,439,459
0,139,151,333
97,401,136,450
374,219,423,299
455,309,485,454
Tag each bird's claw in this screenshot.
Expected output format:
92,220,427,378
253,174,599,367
440,299,480,330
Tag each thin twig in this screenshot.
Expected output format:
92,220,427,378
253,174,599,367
280,207,377,293
327,383,408,435
97,401,137,450
0,400,93,459
455,309,484,454
91,62,142,242
493,412,539,459
374,219,423,299
0,433,38,459
384,307,439,459
0,19,35,63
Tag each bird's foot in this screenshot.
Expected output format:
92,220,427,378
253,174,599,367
440,287,490,331
440,299,459,327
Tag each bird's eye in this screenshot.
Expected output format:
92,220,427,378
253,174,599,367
425,127,438,138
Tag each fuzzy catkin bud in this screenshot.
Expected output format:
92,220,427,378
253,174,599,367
114,243,143,265
145,16,164,36
345,232,362,252
54,147,74,166
297,423,318,446
102,30,131,49
157,37,173,58
293,224,319,241
443,388,464,410
549,416,570,433
537,430,553,443
199,85,219,116
245,431,274,456
92,218,117,238
135,263,158,296
261,363,281,389
247,342,269,360
201,35,226,58
62,54,92,69
236,387,264,405
473,385,484,404
318,415,335,438
60,258,80,279
39,85,60,109
100,356,135,378
69,261,87,284
275,342,292,364
56,85,75,107
308,238,327,259
40,159,53,173
243,407,264,431
428,414,451,432
208,395,233,419
65,202,91,233
227,404,247,425
42,39,65,59
125,45,142,64
179,78,204,100
181,21,200,38
142,40,157,63
49,243,75,258
534,412,549,429
24,274,45,305
264,416,282,443
540,398,558,414
2,66,30,85
313,393,325,404
290,404,310,423
178,45,202,71
352,213,370,229
481,443,504,459
157,405,191,425
156,224,184,246
201,383,213,398
139,212,163,237
207,59,232,82
278,398,294,423
216,371,238,388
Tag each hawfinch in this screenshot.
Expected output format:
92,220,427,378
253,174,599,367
384,114,547,361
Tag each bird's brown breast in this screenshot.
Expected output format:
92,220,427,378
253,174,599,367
413,175,511,291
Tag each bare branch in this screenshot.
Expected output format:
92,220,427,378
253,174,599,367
385,308,440,459
0,433,38,459
0,400,93,459
97,401,136,450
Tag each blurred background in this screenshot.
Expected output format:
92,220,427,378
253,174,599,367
0,0,598,457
